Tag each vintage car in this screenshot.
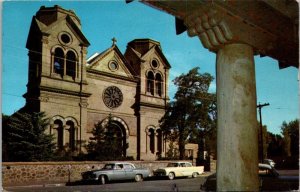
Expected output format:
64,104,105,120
263,159,276,167
81,162,151,184
153,161,204,180
200,163,299,191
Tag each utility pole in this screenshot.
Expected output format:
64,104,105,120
257,102,270,163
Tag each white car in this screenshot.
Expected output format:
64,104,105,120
153,162,204,180
263,159,276,167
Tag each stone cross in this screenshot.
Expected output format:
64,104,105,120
112,37,117,46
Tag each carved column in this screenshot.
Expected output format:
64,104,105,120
216,43,258,190
184,5,259,191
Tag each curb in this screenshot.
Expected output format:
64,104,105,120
4,183,65,189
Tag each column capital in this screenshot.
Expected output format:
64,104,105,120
183,5,233,51
142,0,298,68
183,4,276,55
181,2,298,68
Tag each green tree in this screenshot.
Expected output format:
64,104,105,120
267,132,284,157
4,111,55,161
281,119,299,157
86,121,107,160
160,67,215,159
86,114,124,160
2,113,10,161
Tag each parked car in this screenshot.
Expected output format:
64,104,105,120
263,159,276,167
200,163,299,191
153,161,204,180
81,162,151,184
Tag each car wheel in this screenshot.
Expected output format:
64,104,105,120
192,172,198,178
135,174,143,182
168,172,175,180
99,175,106,185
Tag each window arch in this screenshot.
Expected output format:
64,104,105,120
155,73,163,96
52,47,78,80
149,128,155,154
156,129,163,154
54,119,64,150
66,51,76,80
53,48,64,77
66,120,76,151
147,71,154,95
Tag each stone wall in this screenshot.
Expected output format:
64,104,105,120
2,160,216,186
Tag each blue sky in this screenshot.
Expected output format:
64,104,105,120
2,1,298,135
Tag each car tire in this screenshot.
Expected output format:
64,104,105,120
99,175,106,185
168,172,175,180
192,172,198,178
135,174,143,182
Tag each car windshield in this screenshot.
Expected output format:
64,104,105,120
167,163,179,167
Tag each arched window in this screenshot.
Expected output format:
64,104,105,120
147,71,154,95
66,121,75,151
53,48,64,77
156,129,163,154
66,51,76,80
54,119,64,149
149,128,155,154
155,73,163,96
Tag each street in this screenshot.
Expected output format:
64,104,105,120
4,176,209,192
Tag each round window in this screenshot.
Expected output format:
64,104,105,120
61,34,70,44
109,61,118,71
103,86,123,109
151,59,159,68
59,32,72,45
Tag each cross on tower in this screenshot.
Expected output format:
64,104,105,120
112,37,117,46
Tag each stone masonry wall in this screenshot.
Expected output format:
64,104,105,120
2,161,204,186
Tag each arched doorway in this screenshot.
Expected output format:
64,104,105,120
107,121,127,157
101,116,129,158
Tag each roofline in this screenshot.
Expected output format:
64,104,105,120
38,5,81,25
128,38,161,46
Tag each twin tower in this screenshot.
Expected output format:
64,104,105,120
24,5,171,160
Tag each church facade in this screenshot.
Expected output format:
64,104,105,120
24,5,172,160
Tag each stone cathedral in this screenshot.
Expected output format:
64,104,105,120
24,5,172,160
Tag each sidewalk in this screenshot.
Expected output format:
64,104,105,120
3,182,66,191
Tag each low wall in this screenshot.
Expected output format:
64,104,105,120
2,160,216,186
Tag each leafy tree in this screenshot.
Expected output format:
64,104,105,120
2,113,10,161
160,67,215,159
267,132,284,157
86,121,106,160
281,119,299,157
4,111,55,161
86,114,125,160
165,141,179,160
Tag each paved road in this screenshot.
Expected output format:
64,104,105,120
4,176,209,192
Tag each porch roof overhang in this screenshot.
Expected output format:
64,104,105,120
140,0,299,69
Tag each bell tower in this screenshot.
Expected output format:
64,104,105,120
24,5,90,112
124,39,171,160
24,5,91,153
